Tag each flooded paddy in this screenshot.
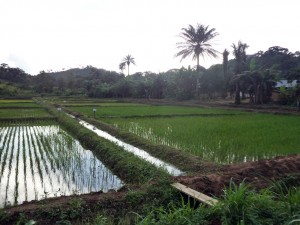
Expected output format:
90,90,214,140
0,123,123,208
74,117,184,176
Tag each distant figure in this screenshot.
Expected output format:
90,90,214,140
75,114,80,120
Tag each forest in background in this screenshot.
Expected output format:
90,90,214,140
1,45,300,105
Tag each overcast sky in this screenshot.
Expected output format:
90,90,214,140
0,0,299,75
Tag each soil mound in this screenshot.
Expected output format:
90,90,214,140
175,154,300,196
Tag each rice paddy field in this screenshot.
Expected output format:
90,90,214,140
0,99,123,207
68,104,237,118
1,98,300,224
63,99,300,164
0,99,52,119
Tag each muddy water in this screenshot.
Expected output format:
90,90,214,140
74,117,184,176
0,125,123,208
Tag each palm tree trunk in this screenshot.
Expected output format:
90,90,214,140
235,82,241,104
128,66,129,76
196,54,200,72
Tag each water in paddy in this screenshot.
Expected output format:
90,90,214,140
0,125,123,208
75,118,184,176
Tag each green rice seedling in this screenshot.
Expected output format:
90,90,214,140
25,126,38,199
39,135,56,173
4,126,18,206
0,108,51,119
103,113,300,163
0,127,10,163
0,127,14,177
29,127,44,185
69,105,237,119
14,126,21,205
22,126,28,202
1,119,125,207
32,127,50,176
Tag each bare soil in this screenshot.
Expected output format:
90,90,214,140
175,154,300,196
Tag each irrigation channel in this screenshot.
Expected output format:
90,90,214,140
0,124,123,208
69,115,184,176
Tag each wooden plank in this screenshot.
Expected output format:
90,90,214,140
171,182,218,206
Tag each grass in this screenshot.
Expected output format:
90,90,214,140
135,180,300,225
100,112,300,164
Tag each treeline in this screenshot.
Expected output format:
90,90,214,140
1,46,300,104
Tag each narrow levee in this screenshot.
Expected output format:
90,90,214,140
68,115,185,176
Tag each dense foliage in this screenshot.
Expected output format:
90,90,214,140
1,45,300,105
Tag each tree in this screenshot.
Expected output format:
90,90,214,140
231,41,249,104
175,23,219,72
223,49,229,81
119,62,126,74
222,49,230,97
232,41,249,74
120,55,136,76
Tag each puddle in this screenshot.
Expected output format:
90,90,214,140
71,116,184,176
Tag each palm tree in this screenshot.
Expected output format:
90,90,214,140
121,55,136,76
223,49,229,81
175,23,219,72
231,41,249,104
232,41,249,74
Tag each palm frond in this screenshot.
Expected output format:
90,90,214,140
175,23,219,69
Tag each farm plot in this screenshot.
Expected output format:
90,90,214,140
0,100,40,108
0,122,123,208
0,108,51,119
100,110,300,164
0,99,53,120
68,104,237,118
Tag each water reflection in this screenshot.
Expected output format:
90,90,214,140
0,125,123,208
71,116,184,176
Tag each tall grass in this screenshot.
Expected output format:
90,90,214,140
136,180,300,225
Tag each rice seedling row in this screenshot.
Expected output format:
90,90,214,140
102,113,300,164
0,122,123,207
69,105,237,118
0,108,51,119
